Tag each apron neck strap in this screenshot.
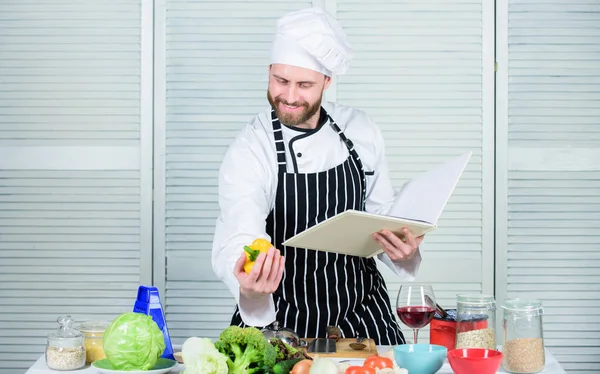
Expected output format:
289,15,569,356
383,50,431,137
269,108,363,173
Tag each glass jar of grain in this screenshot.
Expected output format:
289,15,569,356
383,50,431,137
78,320,110,364
502,299,545,373
46,315,86,371
455,294,497,350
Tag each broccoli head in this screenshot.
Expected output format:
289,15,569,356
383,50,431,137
214,326,276,374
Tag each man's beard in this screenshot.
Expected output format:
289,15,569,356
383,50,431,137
267,91,322,127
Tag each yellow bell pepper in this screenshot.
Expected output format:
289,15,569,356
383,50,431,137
243,238,273,273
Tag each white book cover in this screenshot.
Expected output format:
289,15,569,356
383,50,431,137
282,151,473,258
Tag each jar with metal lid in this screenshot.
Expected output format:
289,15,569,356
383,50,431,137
78,320,110,364
455,294,497,350
502,298,545,373
45,315,86,371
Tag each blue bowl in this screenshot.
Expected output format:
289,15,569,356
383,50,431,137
394,344,447,374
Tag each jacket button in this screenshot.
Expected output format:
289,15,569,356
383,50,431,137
297,152,302,157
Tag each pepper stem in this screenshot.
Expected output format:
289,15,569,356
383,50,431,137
244,245,260,262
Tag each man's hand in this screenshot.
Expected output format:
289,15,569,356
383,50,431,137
234,246,285,300
372,227,424,261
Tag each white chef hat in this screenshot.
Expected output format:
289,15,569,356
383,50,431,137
270,7,354,77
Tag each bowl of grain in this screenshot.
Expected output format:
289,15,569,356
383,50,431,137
447,348,503,374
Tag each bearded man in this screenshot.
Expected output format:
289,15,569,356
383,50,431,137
211,6,424,345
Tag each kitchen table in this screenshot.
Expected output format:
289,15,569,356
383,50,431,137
25,345,567,374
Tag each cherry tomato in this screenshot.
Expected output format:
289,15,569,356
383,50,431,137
345,365,376,374
364,356,394,369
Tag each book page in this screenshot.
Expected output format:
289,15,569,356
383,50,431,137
388,151,472,225
281,210,436,258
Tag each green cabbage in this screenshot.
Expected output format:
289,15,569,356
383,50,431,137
102,312,166,370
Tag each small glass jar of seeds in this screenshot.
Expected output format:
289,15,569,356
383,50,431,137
46,315,86,371
502,299,545,373
455,294,497,350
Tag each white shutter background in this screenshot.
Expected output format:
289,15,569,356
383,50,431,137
0,1,151,373
502,0,600,372
159,0,312,343
6,0,597,371
334,0,495,342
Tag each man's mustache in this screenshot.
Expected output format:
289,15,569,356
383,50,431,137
278,99,307,107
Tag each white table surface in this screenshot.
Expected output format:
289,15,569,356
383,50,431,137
26,346,567,374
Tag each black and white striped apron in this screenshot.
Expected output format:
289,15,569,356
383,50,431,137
230,109,405,346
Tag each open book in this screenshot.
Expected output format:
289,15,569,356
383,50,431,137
281,151,473,258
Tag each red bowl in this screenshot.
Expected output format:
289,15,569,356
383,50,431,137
448,348,503,374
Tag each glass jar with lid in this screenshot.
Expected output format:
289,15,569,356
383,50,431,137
45,315,86,371
455,294,497,350
502,298,545,373
78,320,110,364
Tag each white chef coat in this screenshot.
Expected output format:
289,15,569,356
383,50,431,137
211,100,422,327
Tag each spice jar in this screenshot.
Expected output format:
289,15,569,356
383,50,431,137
455,294,497,350
78,320,110,364
502,298,545,373
45,315,86,371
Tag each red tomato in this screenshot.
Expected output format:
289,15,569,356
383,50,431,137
364,356,394,369
345,365,376,374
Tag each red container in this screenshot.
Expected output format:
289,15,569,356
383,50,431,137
429,309,488,351
447,348,503,374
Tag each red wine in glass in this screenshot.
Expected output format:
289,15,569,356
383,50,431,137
396,284,437,344
397,306,435,329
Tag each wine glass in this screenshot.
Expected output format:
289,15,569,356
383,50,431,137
396,283,436,344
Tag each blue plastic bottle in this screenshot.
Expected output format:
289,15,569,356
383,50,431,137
132,285,175,360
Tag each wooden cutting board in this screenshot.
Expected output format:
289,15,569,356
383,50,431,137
301,338,379,358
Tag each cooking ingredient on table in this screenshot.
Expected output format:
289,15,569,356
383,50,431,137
45,315,86,371
273,358,305,374
290,359,312,373
290,356,407,374
46,346,86,371
455,294,497,349
455,328,496,349
339,356,396,374
310,357,341,373
214,325,277,373
78,320,110,364
503,337,545,373
363,356,394,369
343,365,376,374
244,238,273,273
102,312,166,370
270,337,311,360
175,325,407,374
501,298,546,373
430,309,488,351
181,337,228,374
179,332,308,374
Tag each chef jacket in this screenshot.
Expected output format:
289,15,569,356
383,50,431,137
211,100,422,327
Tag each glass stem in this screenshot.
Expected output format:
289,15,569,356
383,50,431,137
413,329,419,344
